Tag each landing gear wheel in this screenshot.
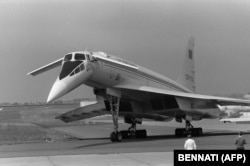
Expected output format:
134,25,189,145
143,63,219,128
117,132,122,142
110,132,123,142
175,128,187,137
191,128,198,136
198,128,203,136
110,132,117,142
190,128,203,136
175,127,203,137
120,129,147,139
121,130,129,139
136,130,147,138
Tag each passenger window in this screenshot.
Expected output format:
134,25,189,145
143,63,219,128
64,54,72,61
75,53,85,61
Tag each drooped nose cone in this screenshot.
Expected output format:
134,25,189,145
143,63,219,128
47,78,68,103
47,64,94,103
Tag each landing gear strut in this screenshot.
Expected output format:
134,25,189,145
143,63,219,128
108,95,122,142
107,94,147,142
121,117,147,139
175,120,203,137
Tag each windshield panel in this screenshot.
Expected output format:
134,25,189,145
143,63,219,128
75,53,85,61
75,67,80,74
59,61,82,80
64,54,72,61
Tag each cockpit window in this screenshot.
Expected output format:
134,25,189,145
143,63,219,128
69,63,85,77
64,54,72,61
59,61,82,80
75,67,80,74
75,53,85,61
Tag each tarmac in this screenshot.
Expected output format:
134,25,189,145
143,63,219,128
1,119,250,165
0,152,173,166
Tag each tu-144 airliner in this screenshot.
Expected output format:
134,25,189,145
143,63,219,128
28,37,250,142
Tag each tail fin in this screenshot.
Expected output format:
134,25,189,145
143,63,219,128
176,37,196,92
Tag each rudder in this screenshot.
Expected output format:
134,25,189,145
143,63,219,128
176,37,196,92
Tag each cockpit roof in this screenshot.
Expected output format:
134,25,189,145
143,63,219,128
64,51,90,62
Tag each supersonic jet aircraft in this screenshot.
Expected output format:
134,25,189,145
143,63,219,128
28,37,250,142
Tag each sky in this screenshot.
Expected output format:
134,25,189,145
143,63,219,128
0,0,250,103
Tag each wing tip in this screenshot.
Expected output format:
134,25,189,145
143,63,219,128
27,72,33,76
26,57,63,77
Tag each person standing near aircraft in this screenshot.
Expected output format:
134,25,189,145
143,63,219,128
235,131,247,150
184,134,197,150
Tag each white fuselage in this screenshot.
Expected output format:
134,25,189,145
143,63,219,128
86,54,192,93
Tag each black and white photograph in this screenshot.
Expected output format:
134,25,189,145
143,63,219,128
0,0,250,165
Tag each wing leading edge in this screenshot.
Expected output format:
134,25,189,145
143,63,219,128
27,58,63,76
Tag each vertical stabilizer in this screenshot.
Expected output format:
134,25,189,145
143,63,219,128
177,37,196,92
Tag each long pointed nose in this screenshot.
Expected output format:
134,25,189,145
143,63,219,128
47,65,93,103
47,78,68,103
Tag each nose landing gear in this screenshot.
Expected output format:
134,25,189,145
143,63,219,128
108,95,123,142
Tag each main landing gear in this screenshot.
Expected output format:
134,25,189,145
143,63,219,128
120,117,147,139
108,95,147,142
175,120,203,137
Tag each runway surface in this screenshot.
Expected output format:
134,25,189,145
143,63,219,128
1,119,250,165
